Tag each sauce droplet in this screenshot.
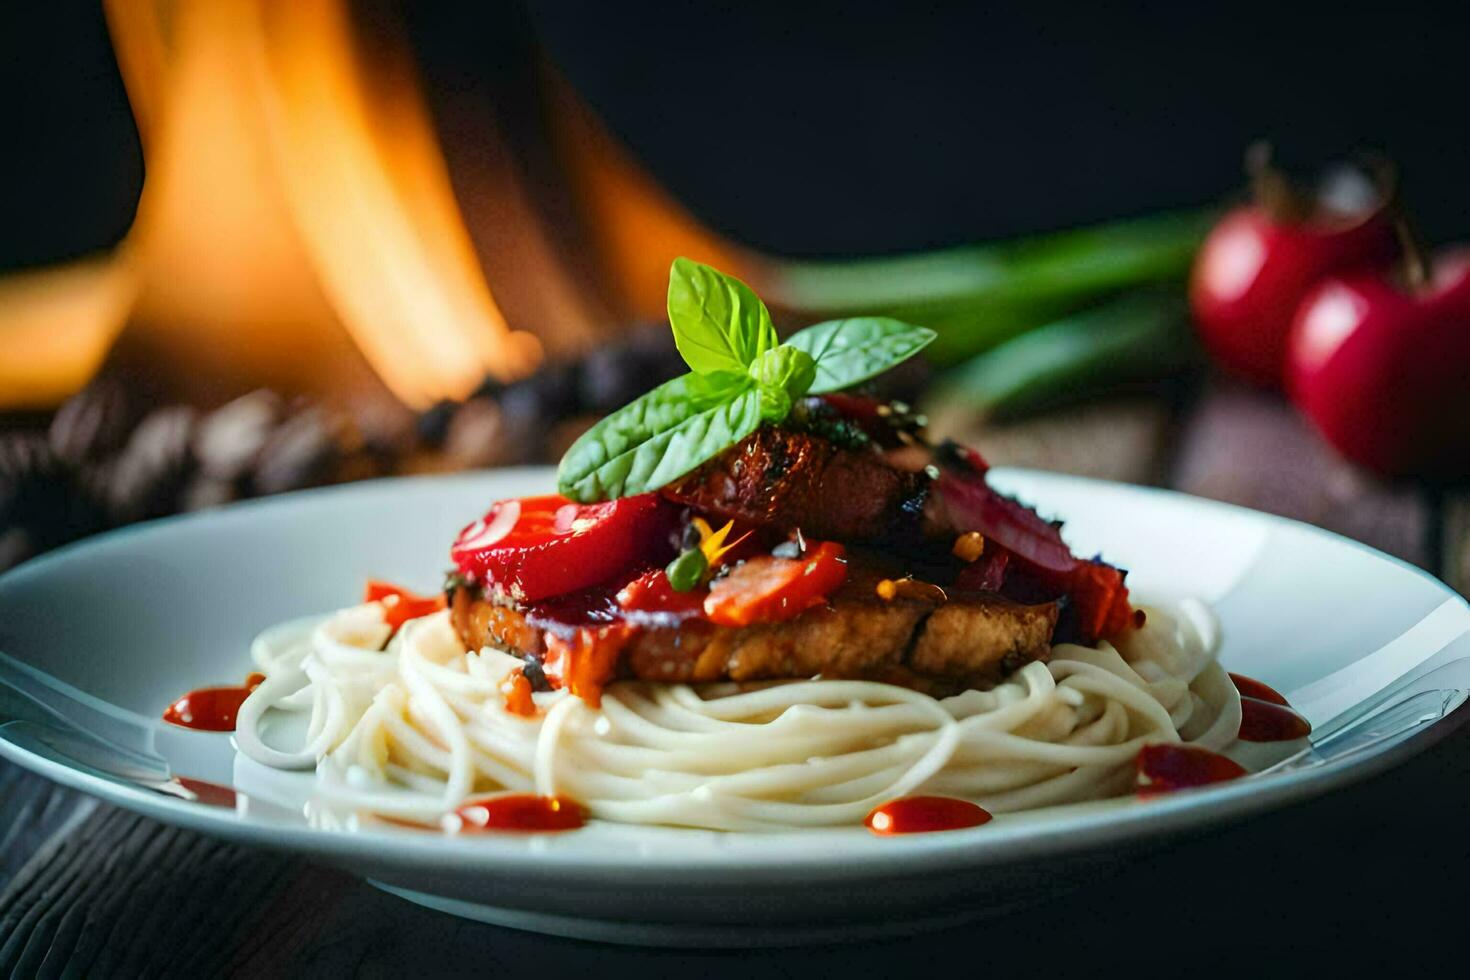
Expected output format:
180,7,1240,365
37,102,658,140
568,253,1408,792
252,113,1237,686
499,670,537,717
171,776,238,808
1238,698,1312,742
864,796,992,835
1136,743,1247,795
454,794,587,833
1229,672,1290,706
364,579,447,632
162,673,266,732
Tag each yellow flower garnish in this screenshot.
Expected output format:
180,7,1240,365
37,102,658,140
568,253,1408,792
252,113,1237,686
693,517,750,568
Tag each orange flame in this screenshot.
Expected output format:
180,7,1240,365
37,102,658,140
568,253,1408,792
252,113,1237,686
1,0,544,410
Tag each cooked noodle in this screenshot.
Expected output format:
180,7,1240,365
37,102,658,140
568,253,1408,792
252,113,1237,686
236,600,1240,831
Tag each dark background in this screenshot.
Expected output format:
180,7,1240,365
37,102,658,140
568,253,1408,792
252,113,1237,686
3,1,1467,271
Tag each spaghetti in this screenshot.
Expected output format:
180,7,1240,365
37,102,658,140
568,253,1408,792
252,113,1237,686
236,599,1240,831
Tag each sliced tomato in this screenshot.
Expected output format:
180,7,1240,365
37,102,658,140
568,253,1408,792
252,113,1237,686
363,579,447,631
615,569,707,618
451,493,674,603
704,541,848,627
1062,561,1132,644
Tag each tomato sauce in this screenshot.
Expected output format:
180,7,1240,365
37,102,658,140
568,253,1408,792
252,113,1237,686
454,794,588,833
1238,698,1313,742
364,580,446,632
864,796,993,835
1229,672,1290,706
162,672,266,732
1136,743,1247,795
171,776,239,808
1228,672,1312,741
499,670,537,717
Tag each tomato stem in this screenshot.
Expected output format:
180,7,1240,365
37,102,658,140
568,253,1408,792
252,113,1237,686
1245,142,1305,223
1393,213,1432,291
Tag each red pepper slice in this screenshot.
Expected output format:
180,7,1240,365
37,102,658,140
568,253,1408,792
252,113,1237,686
704,541,848,627
451,493,675,603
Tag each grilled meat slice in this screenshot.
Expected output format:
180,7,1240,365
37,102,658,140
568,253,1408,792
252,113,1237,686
449,561,1058,692
662,427,927,542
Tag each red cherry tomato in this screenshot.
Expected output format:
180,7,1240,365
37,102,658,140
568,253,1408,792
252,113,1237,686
1287,251,1470,477
1190,204,1395,387
451,494,674,602
363,580,446,631
704,541,848,627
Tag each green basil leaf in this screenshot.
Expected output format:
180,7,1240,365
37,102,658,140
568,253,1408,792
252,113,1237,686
785,317,937,393
748,345,816,421
748,345,816,396
667,257,778,374
556,371,762,502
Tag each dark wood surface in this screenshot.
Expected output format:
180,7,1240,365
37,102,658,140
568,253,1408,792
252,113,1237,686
4,382,1468,978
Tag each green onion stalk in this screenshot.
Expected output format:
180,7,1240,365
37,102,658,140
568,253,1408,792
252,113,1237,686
761,208,1214,364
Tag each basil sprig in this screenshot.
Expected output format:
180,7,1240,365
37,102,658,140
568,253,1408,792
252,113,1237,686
557,259,935,502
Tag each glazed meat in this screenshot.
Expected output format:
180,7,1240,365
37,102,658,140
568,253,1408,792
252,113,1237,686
662,427,927,542
450,555,1058,692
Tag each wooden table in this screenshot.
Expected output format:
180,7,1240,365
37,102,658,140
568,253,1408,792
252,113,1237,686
4,382,1468,976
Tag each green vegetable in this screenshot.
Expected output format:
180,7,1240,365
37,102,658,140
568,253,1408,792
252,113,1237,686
764,208,1214,364
748,345,817,421
667,256,779,374
785,317,936,393
557,372,762,502
665,547,709,592
926,290,1196,422
558,259,934,502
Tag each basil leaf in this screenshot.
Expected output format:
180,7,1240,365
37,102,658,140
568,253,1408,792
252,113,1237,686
748,345,816,396
557,372,762,502
667,257,778,374
785,317,937,393
748,345,816,421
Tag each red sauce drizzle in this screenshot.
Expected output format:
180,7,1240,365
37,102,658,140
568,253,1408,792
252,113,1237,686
864,796,993,835
171,776,238,808
162,672,266,732
454,794,587,833
364,579,447,632
1229,672,1290,706
499,670,537,717
1136,743,1247,795
1238,698,1313,742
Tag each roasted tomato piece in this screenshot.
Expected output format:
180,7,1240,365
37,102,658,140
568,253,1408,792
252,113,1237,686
704,541,848,627
1066,561,1134,643
363,580,447,631
451,494,675,603
616,569,707,618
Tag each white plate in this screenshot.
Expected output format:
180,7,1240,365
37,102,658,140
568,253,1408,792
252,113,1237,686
3,468,1469,946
